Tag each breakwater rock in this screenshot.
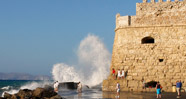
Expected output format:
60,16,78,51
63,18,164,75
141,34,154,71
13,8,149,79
1,86,64,99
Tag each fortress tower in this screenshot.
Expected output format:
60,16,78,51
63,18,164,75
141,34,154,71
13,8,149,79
103,0,186,92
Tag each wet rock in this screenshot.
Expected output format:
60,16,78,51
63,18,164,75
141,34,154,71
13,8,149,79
11,94,20,99
50,95,63,99
16,89,33,99
3,92,12,99
2,87,64,99
44,85,54,91
59,82,78,90
0,97,6,99
33,87,57,98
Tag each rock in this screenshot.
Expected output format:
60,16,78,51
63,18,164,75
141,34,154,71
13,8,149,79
3,92,12,99
33,87,57,98
44,85,54,91
11,94,20,99
2,87,63,99
50,95,63,99
59,82,78,90
16,89,33,99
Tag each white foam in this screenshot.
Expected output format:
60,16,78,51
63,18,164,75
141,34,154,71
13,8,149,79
52,34,111,87
1,86,12,90
20,81,51,90
2,81,51,97
2,89,18,97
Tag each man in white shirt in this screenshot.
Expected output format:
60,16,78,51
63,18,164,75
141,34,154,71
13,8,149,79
77,82,82,93
54,81,59,93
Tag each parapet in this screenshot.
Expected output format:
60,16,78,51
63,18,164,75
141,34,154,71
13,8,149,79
137,0,186,16
116,0,186,29
142,0,185,3
116,14,131,28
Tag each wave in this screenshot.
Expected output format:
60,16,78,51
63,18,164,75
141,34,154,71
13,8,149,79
2,34,111,97
52,34,111,87
1,86,12,90
2,81,51,97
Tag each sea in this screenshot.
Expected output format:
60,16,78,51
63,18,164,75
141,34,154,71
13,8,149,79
0,80,104,98
1,80,186,99
0,80,46,96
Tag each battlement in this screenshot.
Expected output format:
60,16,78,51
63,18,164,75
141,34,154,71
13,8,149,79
116,0,186,28
137,0,186,16
142,0,185,3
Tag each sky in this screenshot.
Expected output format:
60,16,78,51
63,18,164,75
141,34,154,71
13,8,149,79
0,0,141,76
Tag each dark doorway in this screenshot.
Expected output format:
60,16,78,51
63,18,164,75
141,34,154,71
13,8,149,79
146,81,158,88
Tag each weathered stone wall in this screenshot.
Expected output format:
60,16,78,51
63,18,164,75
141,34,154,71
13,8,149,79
103,0,186,92
116,0,186,28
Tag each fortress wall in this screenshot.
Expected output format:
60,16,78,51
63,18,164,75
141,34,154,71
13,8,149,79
103,25,186,92
103,0,186,92
137,0,186,16
116,1,186,28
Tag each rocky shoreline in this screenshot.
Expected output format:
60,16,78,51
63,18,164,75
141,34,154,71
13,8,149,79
0,85,64,99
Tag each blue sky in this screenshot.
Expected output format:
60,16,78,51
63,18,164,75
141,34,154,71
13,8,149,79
0,0,140,76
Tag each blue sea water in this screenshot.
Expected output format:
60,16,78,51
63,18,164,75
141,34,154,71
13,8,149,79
0,80,43,96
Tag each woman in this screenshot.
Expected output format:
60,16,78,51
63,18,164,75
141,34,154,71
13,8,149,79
156,82,162,98
112,68,116,79
121,69,125,79
117,69,121,79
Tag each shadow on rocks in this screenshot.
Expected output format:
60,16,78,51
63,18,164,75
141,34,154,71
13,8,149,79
1,85,64,99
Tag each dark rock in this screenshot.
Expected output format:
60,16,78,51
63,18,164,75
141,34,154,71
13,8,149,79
50,95,63,99
0,97,6,99
59,82,78,90
11,94,20,99
3,92,12,99
16,89,33,99
2,87,63,99
33,87,57,98
44,85,54,91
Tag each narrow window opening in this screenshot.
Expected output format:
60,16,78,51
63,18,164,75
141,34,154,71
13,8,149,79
142,37,155,44
159,59,164,62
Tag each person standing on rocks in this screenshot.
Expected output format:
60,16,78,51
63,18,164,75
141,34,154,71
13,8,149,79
176,80,182,97
77,82,82,93
54,81,59,93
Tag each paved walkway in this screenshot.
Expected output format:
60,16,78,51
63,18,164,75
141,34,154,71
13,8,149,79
103,91,186,99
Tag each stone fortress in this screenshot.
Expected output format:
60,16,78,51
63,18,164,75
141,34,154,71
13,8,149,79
103,0,186,92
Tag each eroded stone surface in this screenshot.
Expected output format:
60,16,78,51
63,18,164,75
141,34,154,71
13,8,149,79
103,0,186,92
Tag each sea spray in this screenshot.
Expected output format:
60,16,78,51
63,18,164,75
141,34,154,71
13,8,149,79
1,86,12,90
2,81,51,97
20,81,51,90
1,34,111,97
52,63,81,82
52,34,111,87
